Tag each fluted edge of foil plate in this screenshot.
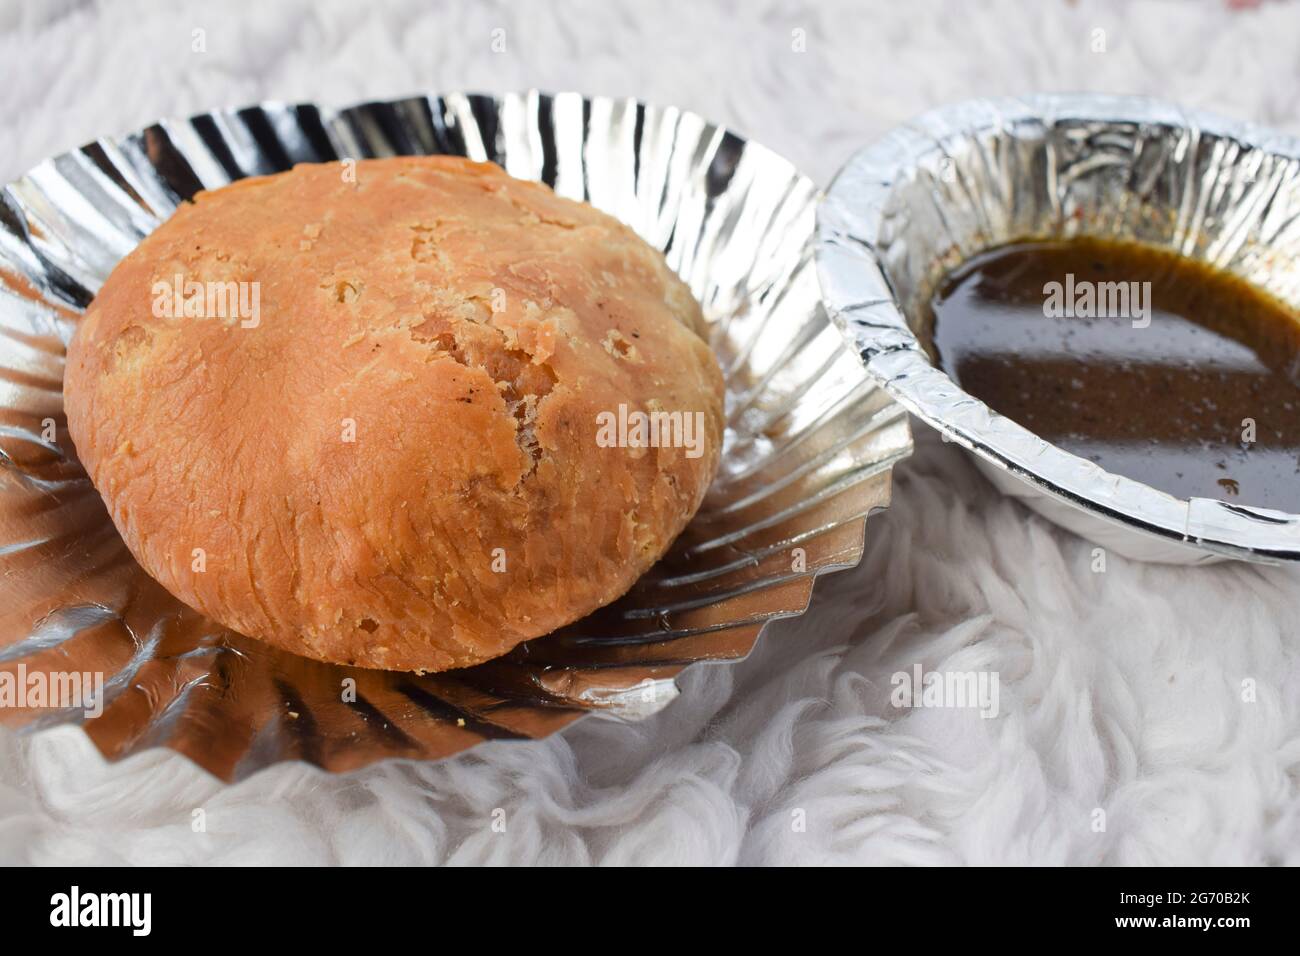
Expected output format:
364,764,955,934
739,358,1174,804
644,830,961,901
0,91,912,781
817,92,1300,565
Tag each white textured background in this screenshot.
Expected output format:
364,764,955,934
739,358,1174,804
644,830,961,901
2,0,1299,866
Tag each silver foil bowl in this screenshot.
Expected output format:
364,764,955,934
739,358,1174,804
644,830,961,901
818,93,1300,565
0,92,911,780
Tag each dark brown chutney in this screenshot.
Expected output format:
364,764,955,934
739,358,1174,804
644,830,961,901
927,237,1300,510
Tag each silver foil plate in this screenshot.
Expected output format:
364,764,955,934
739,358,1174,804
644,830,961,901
817,93,1300,565
0,92,911,780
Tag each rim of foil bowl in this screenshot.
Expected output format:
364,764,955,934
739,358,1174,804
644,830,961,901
816,92,1300,565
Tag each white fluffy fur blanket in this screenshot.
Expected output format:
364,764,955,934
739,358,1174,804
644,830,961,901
2,0,1298,866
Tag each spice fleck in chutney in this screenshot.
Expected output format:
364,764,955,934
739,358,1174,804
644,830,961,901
927,237,1300,511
